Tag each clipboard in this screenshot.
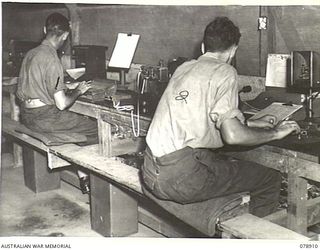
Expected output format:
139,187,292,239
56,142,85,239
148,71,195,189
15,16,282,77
249,102,303,123
265,54,290,88
108,33,140,69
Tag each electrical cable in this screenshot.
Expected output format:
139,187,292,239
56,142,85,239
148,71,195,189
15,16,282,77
141,78,147,94
131,100,140,137
136,70,142,92
113,101,134,111
113,100,140,137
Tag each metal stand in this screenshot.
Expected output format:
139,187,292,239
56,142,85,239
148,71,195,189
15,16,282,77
120,69,126,86
298,89,320,132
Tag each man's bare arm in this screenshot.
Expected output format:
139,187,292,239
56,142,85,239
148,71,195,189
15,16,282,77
54,81,91,110
220,117,300,146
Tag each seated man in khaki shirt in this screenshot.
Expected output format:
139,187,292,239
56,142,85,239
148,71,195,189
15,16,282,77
16,13,96,194
141,16,300,217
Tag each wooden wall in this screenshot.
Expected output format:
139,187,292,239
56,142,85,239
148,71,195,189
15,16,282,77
2,4,68,47
271,6,320,53
2,3,320,77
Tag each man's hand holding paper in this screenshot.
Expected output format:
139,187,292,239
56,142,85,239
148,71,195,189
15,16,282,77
247,114,277,129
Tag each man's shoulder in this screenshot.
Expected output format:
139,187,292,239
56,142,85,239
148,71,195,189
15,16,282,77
26,45,55,63
197,56,235,71
175,59,197,72
212,62,237,79
36,44,55,56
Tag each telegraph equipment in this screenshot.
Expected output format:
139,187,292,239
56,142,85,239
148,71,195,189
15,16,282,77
288,51,320,127
288,51,320,93
3,40,39,76
72,45,108,81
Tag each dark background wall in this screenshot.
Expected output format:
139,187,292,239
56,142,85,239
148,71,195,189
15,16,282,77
2,3,320,76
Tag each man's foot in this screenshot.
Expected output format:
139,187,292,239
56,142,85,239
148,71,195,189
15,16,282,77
79,176,90,194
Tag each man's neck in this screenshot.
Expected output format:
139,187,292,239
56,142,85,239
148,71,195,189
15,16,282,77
207,51,231,64
45,37,59,50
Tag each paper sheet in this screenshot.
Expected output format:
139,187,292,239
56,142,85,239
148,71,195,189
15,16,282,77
265,54,290,88
249,102,303,124
66,67,85,80
108,33,140,69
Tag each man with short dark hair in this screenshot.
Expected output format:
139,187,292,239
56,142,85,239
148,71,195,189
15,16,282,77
17,13,96,193
141,17,300,217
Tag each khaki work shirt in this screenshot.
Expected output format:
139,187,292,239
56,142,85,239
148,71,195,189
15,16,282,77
146,52,245,157
17,39,66,105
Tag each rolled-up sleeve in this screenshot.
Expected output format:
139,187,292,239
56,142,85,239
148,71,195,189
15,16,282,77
209,67,245,129
45,58,66,98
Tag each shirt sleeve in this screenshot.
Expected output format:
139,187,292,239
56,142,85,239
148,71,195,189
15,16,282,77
45,58,66,98
209,67,245,129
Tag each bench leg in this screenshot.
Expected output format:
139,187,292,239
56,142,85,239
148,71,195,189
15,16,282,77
97,116,112,157
10,92,23,168
13,144,23,168
23,147,61,193
287,172,308,235
90,173,138,236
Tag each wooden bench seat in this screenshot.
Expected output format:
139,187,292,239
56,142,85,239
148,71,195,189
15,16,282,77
2,116,51,151
2,115,87,146
2,116,70,192
220,213,309,240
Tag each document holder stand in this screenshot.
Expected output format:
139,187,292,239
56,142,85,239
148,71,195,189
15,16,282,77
108,33,140,87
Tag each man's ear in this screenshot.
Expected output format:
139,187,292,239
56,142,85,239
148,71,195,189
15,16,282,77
61,32,69,41
230,45,238,58
201,42,205,54
226,45,238,64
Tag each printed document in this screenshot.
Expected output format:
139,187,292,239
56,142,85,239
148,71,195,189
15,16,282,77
249,102,303,124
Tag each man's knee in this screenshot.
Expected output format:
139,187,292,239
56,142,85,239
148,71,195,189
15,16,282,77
266,169,282,189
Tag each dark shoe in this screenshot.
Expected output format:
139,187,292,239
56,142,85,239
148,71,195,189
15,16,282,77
79,176,90,194
47,232,65,237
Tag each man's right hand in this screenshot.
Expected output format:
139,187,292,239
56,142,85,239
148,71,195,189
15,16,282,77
77,81,92,95
54,81,92,111
220,117,301,147
274,120,301,140
247,114,277,129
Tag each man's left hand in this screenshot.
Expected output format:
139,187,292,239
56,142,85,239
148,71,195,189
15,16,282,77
77,81,92,95
246,114,277,129
65,82,80,90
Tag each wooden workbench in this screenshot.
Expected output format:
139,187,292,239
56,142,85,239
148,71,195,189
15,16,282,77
69,97,150,156
70,97,151,134
69,97,320,236
223,143,320,236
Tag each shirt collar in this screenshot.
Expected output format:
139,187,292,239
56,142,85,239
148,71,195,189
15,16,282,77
199,52,225,63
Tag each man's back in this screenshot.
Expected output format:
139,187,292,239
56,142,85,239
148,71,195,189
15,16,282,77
146,52,243,157
17,40,65,105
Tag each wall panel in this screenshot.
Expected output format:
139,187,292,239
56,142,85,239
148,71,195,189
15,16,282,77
272,6,320,53
4,4,319,77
